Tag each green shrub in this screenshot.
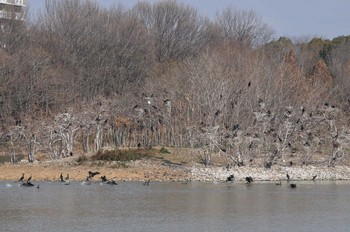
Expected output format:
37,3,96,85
159,147,170,154
76,154,88,164
91,149,150,162
0,156,10,164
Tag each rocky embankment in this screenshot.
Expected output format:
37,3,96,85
189,165,350,182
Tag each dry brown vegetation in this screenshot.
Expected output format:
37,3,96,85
1,0,350,172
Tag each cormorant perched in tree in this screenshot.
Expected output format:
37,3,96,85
18,173,25,182
232,124,239,130
245,176,253,184
289,183,297,188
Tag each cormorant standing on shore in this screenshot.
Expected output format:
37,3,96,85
27,175,32,183
143,180,150,186
226,174,234,182
245,176,253,184
60,173,64,182
18,173,25,182
312,175,317,181
286,173,290,181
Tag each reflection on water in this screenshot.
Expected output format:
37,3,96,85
1,181,350,232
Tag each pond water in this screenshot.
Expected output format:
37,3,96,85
1,180,350,232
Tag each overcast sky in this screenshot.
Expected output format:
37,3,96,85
26,0,350,40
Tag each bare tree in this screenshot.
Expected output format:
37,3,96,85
216,6,274,47
133,0,212,62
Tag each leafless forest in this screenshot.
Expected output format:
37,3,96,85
1,0,350,167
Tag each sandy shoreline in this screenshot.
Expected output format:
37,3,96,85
2,160,350,183
0,161,190,182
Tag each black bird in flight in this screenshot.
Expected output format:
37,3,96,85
88,171,100,178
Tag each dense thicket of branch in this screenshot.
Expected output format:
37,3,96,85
1,0,350,166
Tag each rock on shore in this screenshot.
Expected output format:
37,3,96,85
189,165,350,182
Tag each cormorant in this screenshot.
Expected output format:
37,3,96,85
27,175,32,183
226,174,234,182
143,180,150,186
286,173,290,181
101,175,108,182
312,175,317,181
60,173,64,182
99,175,117,185
22,182,34,187
88,171,100,178
289,183,297,188
18,173,25,182
63,174,70,185
245,176,253,184
106,180,117,185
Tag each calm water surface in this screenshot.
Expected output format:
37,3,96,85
1,180,350,232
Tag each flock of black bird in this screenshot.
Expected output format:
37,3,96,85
17,171,318,189
224,172,319,189
18,173,38,188
17,171,151,187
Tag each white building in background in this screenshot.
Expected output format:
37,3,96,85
0,0,26,21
